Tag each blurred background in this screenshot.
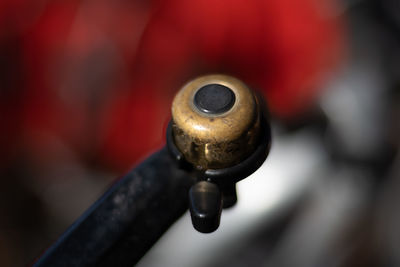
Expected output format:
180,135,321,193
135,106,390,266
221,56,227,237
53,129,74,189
0,0,399,266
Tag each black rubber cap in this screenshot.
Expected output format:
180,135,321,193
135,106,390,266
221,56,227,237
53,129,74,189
189,181,222,233
194,84,235,114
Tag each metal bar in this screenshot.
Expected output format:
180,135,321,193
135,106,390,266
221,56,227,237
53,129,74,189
34,147,195,267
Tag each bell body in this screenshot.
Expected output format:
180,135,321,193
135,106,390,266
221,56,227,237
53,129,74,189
171,74,260,170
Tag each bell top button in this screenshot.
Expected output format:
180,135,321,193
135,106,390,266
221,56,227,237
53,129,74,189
171,74,260,169
193,84,236,115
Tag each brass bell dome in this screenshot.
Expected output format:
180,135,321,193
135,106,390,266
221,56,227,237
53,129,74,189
171,74,260,169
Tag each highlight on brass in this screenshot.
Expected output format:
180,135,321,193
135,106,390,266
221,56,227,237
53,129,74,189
171,74,261,170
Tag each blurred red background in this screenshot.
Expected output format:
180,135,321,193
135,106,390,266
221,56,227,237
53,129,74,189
0,0,344,173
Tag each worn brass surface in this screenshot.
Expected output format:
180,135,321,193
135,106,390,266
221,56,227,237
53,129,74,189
171,74,260,169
